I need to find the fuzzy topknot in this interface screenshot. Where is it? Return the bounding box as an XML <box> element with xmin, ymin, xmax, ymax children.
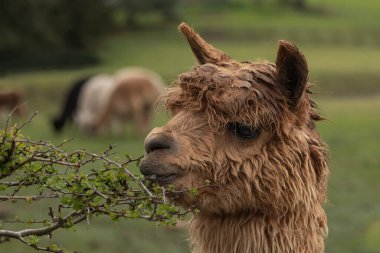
<box><xmin>164</xmin><ymin>59</ymin><xmax>319</xmax><ymax>139</ymax></box>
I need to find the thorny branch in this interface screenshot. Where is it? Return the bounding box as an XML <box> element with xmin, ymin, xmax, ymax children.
<box><xmin>0</xmin><ymin>113</ymin><xmax>204</xmax><ymax>252</ymax></box>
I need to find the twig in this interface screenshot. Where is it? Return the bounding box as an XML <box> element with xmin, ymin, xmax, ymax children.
<box><xmin>0</xmin><ymin>211</ymin><xmax>84</xmax><ymax>239</ymax></box>
<box><xmin>4</xmin><ymin>103</ymin><xmax>28</xmax><ymax>130</ymax></box>
<box><xmin>14</xmin><ymin>111</ymin><xmax>39</xmax><ymax>133</ymax></box>
<box><xmin>0</xmin><ymin>194</ymin><xmax>59</xmax><ymax>201</ymax></box>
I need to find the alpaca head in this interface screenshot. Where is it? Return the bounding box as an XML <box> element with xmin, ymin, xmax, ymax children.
<box><xmin>140</xmin><ymin>23</ymin><xmax>328</xmax><ymax>217</ymax></box>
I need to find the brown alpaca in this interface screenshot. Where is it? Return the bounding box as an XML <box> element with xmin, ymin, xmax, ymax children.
<box><xmin>0</xmin><ymin>90</ymin><xmax>26</xmax><ymax>116</ymax></box>
<box><xmin>139</xmin><ymin>23</ymin><xmax>329</xmax><ymax>253</ymax></box>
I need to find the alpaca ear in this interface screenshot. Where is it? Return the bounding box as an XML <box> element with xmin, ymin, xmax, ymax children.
<box><xmin>275</xmin><ymin>40</ymin><xmax>308</xmax><ymax>108</ymax></box>
<box><xmin>179</xmin><ymin>22</ymin><xmax>231</xmax><ymax>64</ymax></box>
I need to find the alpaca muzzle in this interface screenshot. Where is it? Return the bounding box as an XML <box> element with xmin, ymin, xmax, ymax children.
<box><xmin>140</xmin><ymin>131</ymin><xmax>180</xmax><ymax>184</ymax></box>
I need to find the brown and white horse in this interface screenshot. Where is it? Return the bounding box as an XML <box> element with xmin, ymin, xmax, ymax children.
<box><xmin>89</xmin><ymin>68</ymin><xmax>165</xmax><ymax>135</ymax></box>
<box><xmin>55</xmin><ymin>68</ymin><xmax>165</xmax><ymax>135</ymax></box>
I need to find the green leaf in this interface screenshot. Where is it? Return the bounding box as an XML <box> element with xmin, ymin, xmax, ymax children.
<box><xmin>27</xmin><ymin>235</ymin><xmax>39</xmax><ymax>246</ymax></box>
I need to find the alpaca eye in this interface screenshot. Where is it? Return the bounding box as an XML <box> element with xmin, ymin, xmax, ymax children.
<box><xmin>228</xmin><ymin>123</ymin><xmax>260</xmax><ymax>139</ymax></box>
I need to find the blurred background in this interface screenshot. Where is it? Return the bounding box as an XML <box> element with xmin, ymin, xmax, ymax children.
<box><xmin>1</xmin><ymin>0</ymin><xmax>380</xmax><ymax>252</ymax></box>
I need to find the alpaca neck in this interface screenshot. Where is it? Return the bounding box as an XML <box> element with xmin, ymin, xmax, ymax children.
<box><xmin>189</xmin><ymin>211</ymin><xmax>327</xmax><ymax>253</ymax></box>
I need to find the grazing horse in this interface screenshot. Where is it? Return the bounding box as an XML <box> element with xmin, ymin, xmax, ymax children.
<box><xmin>91</xmin><ymin>68</ymin><xmax>166</xmax><ymax>135</ymax></box>
<box><xmin>52</xmin><ymin>75</ymin><xmax>93</xmax><ymax>132</ymax></box>
<box><xmin>0</xmin><ymin>90</ymin><xmax>26</xmax><ymax>117</ymax></box>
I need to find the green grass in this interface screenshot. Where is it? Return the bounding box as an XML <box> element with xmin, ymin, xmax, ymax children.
<box><xmin>318</xmin><ymin>97</ymin><xmax>380</xmax><ymax>253</ymax></box>
<box><xmin>1</xmin><ymin>1</ymin><xmax>380</xmax><ymax>252</ymax></box>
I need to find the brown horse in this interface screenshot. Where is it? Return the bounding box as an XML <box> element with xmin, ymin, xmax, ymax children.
<box><xmin>88</xmin><ymin>68</ymin><xmax>165</xmax><ymax>135</ymax></box>
<box><xmin>0</xmin><ymin>90</ymin><xmax>26</xmax><ymax>117</ymax></box>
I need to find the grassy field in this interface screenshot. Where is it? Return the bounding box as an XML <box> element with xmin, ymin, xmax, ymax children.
<box><xmin>319</xmin><ymin>97</ymin><xmax>380</xmax><ymax>253</ymax></box>
<box><xmin>1</xmin><ymin>1</ymin><xmax>380</xmax><ymax>252</ymax></box>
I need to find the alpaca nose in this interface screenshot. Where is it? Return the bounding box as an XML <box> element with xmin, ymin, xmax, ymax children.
<box><xmin>144</xmin><ymin>132</ymin><xmax>175</xmax><ymax>154</ymax></box>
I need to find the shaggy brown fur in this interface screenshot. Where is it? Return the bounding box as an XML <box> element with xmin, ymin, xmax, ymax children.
<box><xmin>0</xmin><ymin>90</ymin><xmax>26</xmax><ymax>116</ymax></box>
<box><xmin>139</xmin><ymin>23</ymin><xmax>329</xmax><ymax>253</ymax></box>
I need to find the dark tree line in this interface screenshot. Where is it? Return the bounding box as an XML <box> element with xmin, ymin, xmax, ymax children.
<box><xmin>0</xmin><ymin>0</ymin><xmax>179</xmax><ymax>57</ymax></box>
<box><xmin>0</xmin><ymin>0</ymin><xmax>113</xmax><ymax>54</ymax></box>
<box><xmin>0</xmin><ymin>0</ymin><xmax>311</xmax><ymax>62</ymax></box>
<box><xmin>278</xmin><ymin>0</ymin><xmax>307</xmax><ymax>9</ymax></box>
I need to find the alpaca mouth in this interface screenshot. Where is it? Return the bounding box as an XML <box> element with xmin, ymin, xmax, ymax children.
<box><xmin>144</xmin><ymin>173</ymin><xmax>177</xmax><ymax>183</ymax></box>
<box><xmin>139</xmin><ymin>155</ymin><xmax>181</xmax><ymax>185</ymax></box>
